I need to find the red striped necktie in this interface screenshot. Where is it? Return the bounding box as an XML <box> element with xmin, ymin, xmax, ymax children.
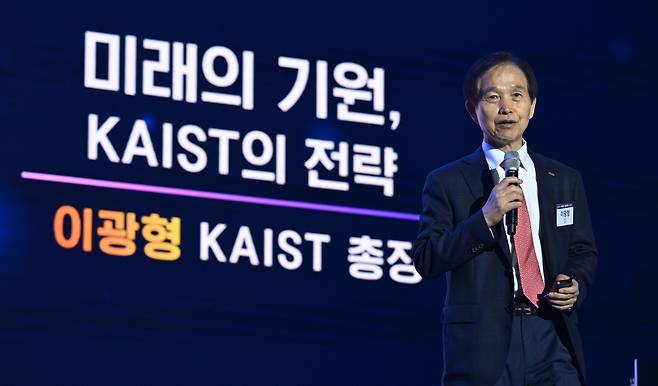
<box><xmin>513</xmin><ymin>193</ymin><xmax>545</xmax><ymax>308</ymax></box>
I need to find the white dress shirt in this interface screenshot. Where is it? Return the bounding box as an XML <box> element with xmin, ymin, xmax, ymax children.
<box><xmin>482</xmin><ymin>139</ymin><xmax>546</xmax><ymax>292</ymax></box>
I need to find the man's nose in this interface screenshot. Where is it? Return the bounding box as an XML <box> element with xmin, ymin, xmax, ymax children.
<box><xmin>499</xmin><ymin>102</ymin><xmax>512</xmax><ymax>114</ymax></box>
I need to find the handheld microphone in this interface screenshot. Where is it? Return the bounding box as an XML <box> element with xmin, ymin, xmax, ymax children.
<box><xmin>502</xmin><ymin>151</ymin><xmax>521</xmax><ymax>235</ymax></box>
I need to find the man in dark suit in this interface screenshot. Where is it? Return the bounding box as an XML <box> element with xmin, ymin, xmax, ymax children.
<box><xmin>412</xmin><ymin>52</ymin><xmax>597</xmax><ymax>385</ymax></box>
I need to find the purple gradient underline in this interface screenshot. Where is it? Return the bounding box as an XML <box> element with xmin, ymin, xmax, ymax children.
<box><xmin>20</xmin><ymin>171</ymin><xmax>420</xmax><ymax>221</ymax></box>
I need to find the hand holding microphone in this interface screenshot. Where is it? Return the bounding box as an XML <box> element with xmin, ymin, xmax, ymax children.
<box><xmin>482</xmin><ymin>151</ymin><xmax>524</xmax><ymax>229</ymax></box>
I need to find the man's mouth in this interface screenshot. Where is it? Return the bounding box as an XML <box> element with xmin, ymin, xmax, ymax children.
<box><xmin>496</xmin><ymin>120</ymin><xmax>516</xmax><ymax>128</ymax></box>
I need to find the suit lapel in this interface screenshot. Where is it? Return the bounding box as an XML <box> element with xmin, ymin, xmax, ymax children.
<box><xmin>460</xmin><ymin>148</ymin><xmax>513</xmax><ymax>267</ymax></box>
<box><xmin>459</xmin><ymin>148</ymin><xmax>488</xmax><ymax>200</ymax></box>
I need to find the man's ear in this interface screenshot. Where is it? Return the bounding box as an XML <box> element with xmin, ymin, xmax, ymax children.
<box><xmin>529</xmin><ymin>98</ymin><xmax>537</xmax><ymax>119</ymax></box>
<box><xmin>465</xmin><ymin>100</ymin><xmax>478</xmax><ymax>124</ymax></box>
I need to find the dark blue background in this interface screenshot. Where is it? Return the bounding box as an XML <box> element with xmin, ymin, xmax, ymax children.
<box><xmin>1</xmin><ymin>1</ymin><xmax>655</xmax><ymax>385</ymax></box>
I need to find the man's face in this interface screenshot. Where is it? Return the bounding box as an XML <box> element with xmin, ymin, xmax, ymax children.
<box><xmin>468</xmin><ymin>62</ymin><xmax>536</xmax><ymax>151</ymax></box>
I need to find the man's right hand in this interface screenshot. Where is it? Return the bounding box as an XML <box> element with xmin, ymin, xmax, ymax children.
<box><xmin>482</xmin><ymin>176</ymin><xmax>524</xmax><ymax>227</ymax></box>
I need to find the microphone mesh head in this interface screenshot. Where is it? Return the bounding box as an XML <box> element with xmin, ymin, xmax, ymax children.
<box><xmin>502</xmin><ymin>151</ymin><xmax>521</xmax><ymax>171</ymax></box>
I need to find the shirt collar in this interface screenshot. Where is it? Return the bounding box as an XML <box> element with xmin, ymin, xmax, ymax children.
<box><xmin>481</xmin><ymin>139</ymin><xmax>530</xmax><ymax>171</ymax></box>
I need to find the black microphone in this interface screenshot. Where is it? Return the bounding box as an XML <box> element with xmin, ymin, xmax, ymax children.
<box><xmin>502</xmin><ymin>151</ymin><xmax>521</xmax><ymax>235</ymax></box>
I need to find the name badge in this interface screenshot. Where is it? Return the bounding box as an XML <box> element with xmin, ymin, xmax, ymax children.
<box><xmin>556</xmin><ymin>203</ymin><xmax>574</xmax><ymax>227</ymax></box>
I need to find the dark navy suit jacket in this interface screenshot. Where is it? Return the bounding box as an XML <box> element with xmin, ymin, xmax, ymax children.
<box><xmin>412</xmin><ymin>148</ymin><xmax>598</xmax><ymax>385</ymax></box>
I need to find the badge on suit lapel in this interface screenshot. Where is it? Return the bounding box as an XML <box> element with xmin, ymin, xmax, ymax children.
<box><xmin>556</xmin><ymin>202</ymin><xmax>574</xmax><ymax>227</ymax></box>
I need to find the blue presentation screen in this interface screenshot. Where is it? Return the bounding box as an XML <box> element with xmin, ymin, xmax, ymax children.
<box><xmin>1</xmin><ymin>2</ymin><xmax>655</xmax><ymax>385</ymax></box>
